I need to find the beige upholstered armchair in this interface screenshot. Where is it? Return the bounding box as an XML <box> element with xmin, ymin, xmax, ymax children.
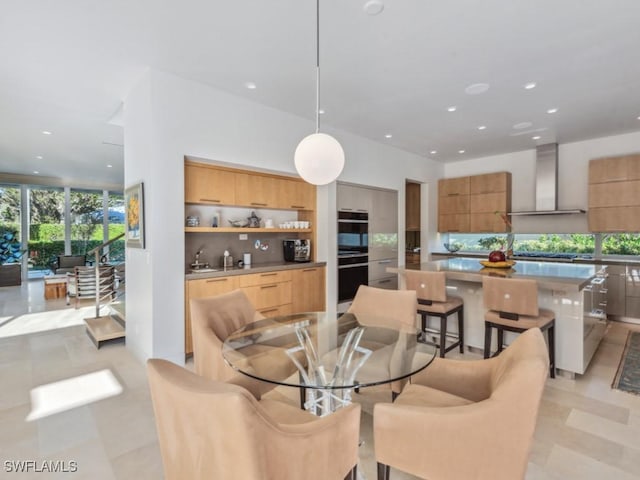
<box><xmin>347</xmin><ymin>285</ymin><xmax>419</xmax><ymax>398</ymax></box>
<box><xmin>147</xmin><ymin>359</ymin><xmax>361</xmax><ymax>480</ymax></box>
<box><xmin>374</xmin><ymin>327</ymin><xmax>549</xmax><ymax>480</ymax></box>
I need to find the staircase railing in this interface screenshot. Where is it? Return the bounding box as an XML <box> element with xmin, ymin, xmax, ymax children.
<box><xmin>87</xmin><ymin>233</ymin><xmax>125</xmax><ymax>319</ymax></box>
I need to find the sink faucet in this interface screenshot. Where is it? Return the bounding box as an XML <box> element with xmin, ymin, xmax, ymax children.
<box><xmin>194</xmin><ymin>249</ymin><xmax>203</xmax><ymax>265</ymax></box>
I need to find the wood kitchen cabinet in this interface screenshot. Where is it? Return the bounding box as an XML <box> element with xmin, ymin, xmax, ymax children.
<box><xmin>405</xmin><ymin>182</ymin><xmax>421</xmax><ymax>231</ymax></box>
<box><xmin>185</xmin><ymin>162</ymin><xmax>237</xmax><ymax>205</ymax></box>
<box><xmin>588</xmin><ymin>154</ymin><xmax>640</xmax><ymax>232</ymax></box>
<box><xmin>235</xmin><ymin>173</ymin><xmax>280</xmax><ymax>208</ymax></box>
<box><xmin>291</xmin><ymin>266</ymin><xmax>326</xmax><ymax>312</ymax></box>
<box><xmin>238</xmin><ymin>271</ymin><xmax>293</xmax><ymax>314</ymax></box>
<box><xmin>280</xmin><ymin>178</ymin><xmax>316</xmax><ymax>210</ymax></box>
<box><xmin>184</xmin><ymin>276</ymin><xmax>239</xmax><ymax>354</ymax></box>
<box><xmin>438</xmin><ymin>172</ymin><xmax>511</xmax><ymax>233</ymax></box>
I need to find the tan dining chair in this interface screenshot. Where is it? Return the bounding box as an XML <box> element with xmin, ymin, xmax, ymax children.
<box><xmin>374</xmin><ymin>327</ymin><xmax>549</xmax><ymax>480</ymax></box>
<box><xmin>403</xmin><ymin>270</ymin><xmax>464</xmax><ymax>358</ymax></box>
<box><xmin>347</xmin><ymin>285</ymin><xmax>418</xmax><ymax>399</ymax></box>
<box><xmin>147</xmin><ymin>359</ymin><xmax>361</xmax><ymax>480</ymax></box>
<box><xmin>483</xmin><ymin>276</ymin><xmax>556</xmax><ymax>378</ymax></box>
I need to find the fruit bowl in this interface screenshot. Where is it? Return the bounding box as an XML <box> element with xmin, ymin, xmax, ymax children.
<box><xmin>228</xmin><ymin>219</ymin><xmax>249</xmax><ymax>228</ymax></box>
<box><xmin>443</xmin><ymin>242</ymin><xmax>461</xmax><ymax>253</ymax></box>
<box><xmin>479</xmin><ymin>260</ymin><xmax>516</xmax><ymax>269</ymax></box>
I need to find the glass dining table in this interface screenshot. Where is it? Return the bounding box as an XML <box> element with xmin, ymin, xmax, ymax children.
<box><xmin>222</xmin><ymin>311</ymin><xmax>437</xmax><ymax>416</ymax></box>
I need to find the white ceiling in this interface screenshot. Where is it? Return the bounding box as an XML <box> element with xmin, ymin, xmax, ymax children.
<box><xmin>1</xmin><ymin>0</ymin><xmax>640</xmax><ymax>187</ymax></box>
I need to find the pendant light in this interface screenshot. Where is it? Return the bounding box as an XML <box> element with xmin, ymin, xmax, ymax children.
<box><xmin>294</xmin><ymin>0</ymin><xmax>345</xmax><ymax>186</ymax></box>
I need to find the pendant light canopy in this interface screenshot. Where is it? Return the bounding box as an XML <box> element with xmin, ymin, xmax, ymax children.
<box><xmin>294</xmin><ymin>0</ymin><xmax>345</xmax><ymax>186</ymax></box>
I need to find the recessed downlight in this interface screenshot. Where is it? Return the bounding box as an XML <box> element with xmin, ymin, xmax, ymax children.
<box><xmin>524</xmin><ymin>82</ymin><xmax>537</xmax><ymax>90</ymax></box>
<box><xmin>363</xmin><ymin>0</ymin><xmax>384</xmax><ymax>15</ymax></box>
<box><xmin>447</xmin><ymin>106</ymin><xmax>457</xmax><ymax>112</ymax></box>
<box><xmin>33</xmin><ymin>170</ymin><xmax>39</xmax><ymax>174</ymax></box>
<box><xmin>384</xmin><ymin>134</ymin><xmax>393</xmax><ymax>139</ymax></box>
<box><xmin>36</xmin><ymin>155</ymin><xmax>43</xmax><ymax>159</ymax></box>
<box><xmin>513</xmin><ymin>121</ymin><xmax>533</xmax><ymax>129</ymax></box>
<box><xmin>464</xmin><ymin>83</ymin><xmax>490</xmax><ymax>95</ymax></box>
<box><xmin>477</xmin><ymin>125</ymin><xmax>487</xmax><ymax>131</ymax></box>
<box><xmin>458</xmin><ymin>149</ymin><xmax>465</xmax><ymax>154</ymax></box>
<box><xmin>637</xmin><ymin>116</ymin><xmax>640</xmax><ymax>120</ymax></box>
<box><xmin>42</xmin><ymin>130</ymin><xmax>52</xmax><ymax>135</ymax></box>
<box><xmin>430</xmin><ymin>150</ymin><xmax>437</xmax><ymax>155</ymax></box>
<box><xmin>547</xmin><ymin>108</ymin><xmax>558</xmax><ymax>114</ymax></box>
<box><xmin>244</xmin><ymin>82</ymin><xmax>257</xmax><ymax>90</ymax></box>
<box><xmin>318</xmin><ymin>109</ymin><xmax>325</xmax><ymax>114</ymax></box>
<box><xmin>532</xmin><ymin>135</ymin><xmax>541</xmax><ymax>140</ymax></box>
<box><xmin>107</xmin><ymin>164</ymin><xmax>113</xmax><ymax>168</ymax></box>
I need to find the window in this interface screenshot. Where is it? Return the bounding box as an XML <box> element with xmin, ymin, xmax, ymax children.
<box><xmin>446</xmin><ymin>233</ymin><xmax>595</xmax><ymax>255</ymax></box>
<box><xmin>602</xmin><ymin>233</ymin><xmax>640</xmax><ymax>256</ymax></box>
<box><xmin>70</xmin><ymin>189</ymin><xmax>104</xmax><ymax>257</ymax></box>
<box><xmin>0</xmin><ymin>184</ymin><xmax>20</xmax><ymax>239</ymax></box>
<box><xmin>28</xmin><ymin>187</ymin><xmax>65</xmax><ymax>274</ymax></box>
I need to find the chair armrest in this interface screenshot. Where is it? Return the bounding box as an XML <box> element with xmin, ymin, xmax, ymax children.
<box><xmin>410</xmin><ymin>356</ymin><xmax>496</xmax><ymax>402</ymax></box>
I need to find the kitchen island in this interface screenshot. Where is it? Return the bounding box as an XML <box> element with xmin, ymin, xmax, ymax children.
<box><xmin>388</xmin><ymin>258</ymin><xmax>607</xmax><ymax>377</ymax></box>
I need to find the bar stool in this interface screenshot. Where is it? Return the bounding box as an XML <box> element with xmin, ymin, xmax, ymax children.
<box><xmin>482</xmin><ymin>276</ymin><xmax>555</xmax><ymax>378</ymax></box>
<box><xmin>404</xmin><ymin>270</ymin><xmax>464</xmax><ymax>358</ymax></box>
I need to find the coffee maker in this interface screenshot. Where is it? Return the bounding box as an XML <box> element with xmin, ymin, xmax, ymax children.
<box><xmin>283</xmin><ymin>239</ymin><xmax>311</xmax><ymax>262</ymax></box>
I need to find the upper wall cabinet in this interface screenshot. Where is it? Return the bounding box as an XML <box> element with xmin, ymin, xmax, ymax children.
<box><xmin>588</xmin><ymin>154</ymin><xmax>640</xmax><ymax>232</ymax></box>
<box><xmin>235</xmin><ymin>173</ymin><xmax>280</xmax><ymax>208</ymax></box>
<box><xmin>337</xmin><ymin>183</ymin><xmax>372</xmax><ymax>212</ymax></box>
<box><xmin>438</xmin><ymin>172</ymin><xmax>511</xmax><ymax>233</ymax></box>
<box><xmin>185</xmin><ymin>163</ymin><xmax>237</xmax><ymax>205</ymax></box>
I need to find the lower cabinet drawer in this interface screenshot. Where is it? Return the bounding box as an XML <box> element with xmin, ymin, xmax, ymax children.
<box><xmin>243</xmin><ymin>281</ymin><xmax>292</xmax><ymax>309</ymax></box>
<box><xmin>369</xmin><ymin>276</ymin><xmax>398</xmax><ymax>290</ymax></box>
<box><xmin>258</xmin><ymin>304</ymin><xmax>293</xmax><ymax>317</ymax></box>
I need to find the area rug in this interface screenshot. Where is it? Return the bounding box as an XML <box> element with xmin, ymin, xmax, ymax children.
<box><xmin>612</xmin><ymin>331</ymin><xmax>640</xmax><ymax>395</ymax></box>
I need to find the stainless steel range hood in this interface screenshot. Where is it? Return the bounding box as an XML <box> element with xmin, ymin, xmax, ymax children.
<box><xmin>509</xmin><ymin>143</ymin><xmax>586</xmax><ymax>216</ymax></box>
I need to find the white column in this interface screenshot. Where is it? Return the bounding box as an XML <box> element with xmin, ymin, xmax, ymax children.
<box><xmin>64</xmin><ymin>187</ymin><xmax>71</xmax><ymax>255</ymax></box>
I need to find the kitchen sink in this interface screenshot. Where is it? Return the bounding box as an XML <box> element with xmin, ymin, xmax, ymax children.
<box><xmin>190</xmin><ymin>268</ymin><xmax>219</xmax><ymax>273</ymax></box>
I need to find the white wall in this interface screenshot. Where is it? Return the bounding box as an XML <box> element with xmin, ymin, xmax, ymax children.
<box><xmin>443</xmin><ymin>131</ymin><xmax>640</xmax><ymax>233</ymax></box>
<box><xmin>123</xmin><ymin>69</ymin><xmax>443</xmax><ymax>362</ymax></box>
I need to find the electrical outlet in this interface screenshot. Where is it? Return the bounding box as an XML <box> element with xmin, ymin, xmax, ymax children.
<box><xmin>239</xmin><ymin>234</ymin><xmax>248</xmax><ymax>240</ymax></box>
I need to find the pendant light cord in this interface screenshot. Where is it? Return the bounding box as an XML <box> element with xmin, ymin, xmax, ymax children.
<box><xmin>315</xmin><ymin>0</ymin><xmax>320</xmax><ymax>134</ymax></box>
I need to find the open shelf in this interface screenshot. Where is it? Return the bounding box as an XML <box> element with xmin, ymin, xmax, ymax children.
<box><xmin>184</xmin><ymin>227</ymin><xmax>312</xmax><ymax>233</ymax></box>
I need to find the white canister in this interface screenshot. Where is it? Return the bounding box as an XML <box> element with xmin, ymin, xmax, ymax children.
<box><xmin>243</xmin><ymin>253</ymin><xmax>252</xmax><ymax>266</ymax></box>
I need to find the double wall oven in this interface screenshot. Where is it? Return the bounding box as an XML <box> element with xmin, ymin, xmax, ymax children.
<box><xmin>338</xmin><ymin>210</ymin><xmax>369</xmax><ymax>301</ymax></box>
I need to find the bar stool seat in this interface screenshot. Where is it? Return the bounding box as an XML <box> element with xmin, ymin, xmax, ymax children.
<box><xmin>405</xmin><ymin>270</ymin><xmax>464</xmax><ymax>358</ymax></box>
<box><xmin>482</xmin><ymin>276</ymin><xmax>555</xmax><ymax>378</ymax></box>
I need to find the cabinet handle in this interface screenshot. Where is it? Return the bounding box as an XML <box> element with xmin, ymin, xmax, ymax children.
<box><xmin>291</xmin><ymin>205</ymin><xmax>305</xmax><ymax>209</ymax></box>
<box><xmin>378</xmin><ymin>279</ymin><xmax>391</xmax><ymax>284</ymax></box>
<box><xmin>206</xmin><ymin>278</ymin><xmax>227</xmax><ymax>283</ymax></box>
<box><xmin>447</xmin><ymin>193</ymin><xmax>460</xmax><ymax>196</ymax></box>
<box><xmin>378</xmin><ymin>260</ymin><xmax>392</xmax><ymax>264</ymax></box>
<box><xmin>356</xmin><ymin>209</ymin><xmax>368</xmax><ymax>212</ymax></box>
<box><xmin>251</xmin><ymin>202</ymin><xmax>268</xmax><ymax>206</ymax></box>
<box><xmin>261</xmin><ymin>284</ymin><xmax>277</xmax><ymax>289</ymax></box>
<box><xmin>302</xmin><ymin>268</ymin><xmax>317</xmax><ymax>272</ymax></box>
<box><xmin>341</xmin><ymin>208</ymin><xmax>353</xmax><ymax>211</ymax></box>
<box><xmin>200</xmin><ymin>198</ymin><xmax>220</xmax><ymax>203</ymax></box>
<box><xmin>261</xmin><ymin>308</ymin><xmax>278</xmax><ymax>314</ymax></box>
<box><xmin>261</xmin><ymin>273</ymin><xmax>278</xmax><ymax>277</ymax></box>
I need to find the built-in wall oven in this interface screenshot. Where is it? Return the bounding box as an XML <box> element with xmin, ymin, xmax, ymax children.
<box><xmin>338</xmin><ymin>210</ymin><xmax>369</xmax><ymax>301</ymax></box>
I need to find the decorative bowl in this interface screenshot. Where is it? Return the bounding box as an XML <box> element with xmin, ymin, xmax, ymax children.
<box><xmin>443</xmin><ymin>242</ymin><xmax>461</xmax><ymax>253</ymax></box>
<box><xmin>228</xmin><ymin>219</ymin><xmax>249</xmax><ymax>228</ymax></box>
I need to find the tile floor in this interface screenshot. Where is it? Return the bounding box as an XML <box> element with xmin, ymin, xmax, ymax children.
<box><xmin>1</xmin><ymin>280</ymin><xmax>640</xmax><ymax>479</ymax></box>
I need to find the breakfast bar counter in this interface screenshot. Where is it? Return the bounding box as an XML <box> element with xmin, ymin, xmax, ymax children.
<box><xmin>388</xmin><ymin>258</ymin><xmax>607</xmax><ymax>377</ymax></box>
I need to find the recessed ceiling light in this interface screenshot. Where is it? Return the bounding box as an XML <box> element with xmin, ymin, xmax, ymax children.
<box><xmin>42</xmin><ymin>130</ymin><xmax>52</xmax><ymax>135</ymax></box>
<box><xmin>532</xmin><ymin>136</ymin><xmax>541</xmax><ymax>140</ymax></box>
<box><xmin>244</xmin><ymin>82</ymin><xmax>257</xmax><ymax>90</ymax></box>
<box><xmin>384</xmin><ymin>134</ymin><xmax>393</xmax><ymax>138</ymax></box>
<box><xmin>464</xmin><ymin>83</ymin><xmax>490</xmax><ymax>95</ymax></box>
<box><xmin>637</xmin><ymin>116</ymin><xmax>640</xmax><ymax>120</ymax></box>
<box><xmin>477</xmin><ymin>125</ymin><xmax>487</xmax><ymax>130</ymax></box>
<box><xmin>33</xmin><ymin>170</ymin><xmax>39</xmax><ymax>174</ymax></box>
<box><xmin>513</xmin><ymin>122</ymin><xmax>533</xmax><ymax>129</ymax></box>
<box><xmin>524</xmin><ymin>82</ymin><xmax>537</xmax><ymax>90</ymax></box>
<box><xmin>430</xmin><ymin>150</ymin><xmax>437</xmax><ymax>155</ymax></box>
<box><xmin>107</xmin><ymin>164</ymin><xmax>113</xmax><ymax>168</ymax></box>
<box><xmin>36</xmin><ymin>155</ymin><xmax>43</xmax><ymax>159</ymax></box>
<box><xmin>363</xmin><ymin>0</ymin><xmax>384</xmax><ymax>15</ymax></box>
<box><xmin>547</xmin><ymin>108</ymin><xmax>558</xmax><ymax>114</ymax></box>
<box><xmin>447</xmin><ymin>106</ymin><xmax>457</xmax><ymax>112</ymax></box>
<box><xmin>318</xmin><ymin>109</ymin><xmax>325</xmax><ymax>114</ymax></box>
<box><xmin>458</xmin><ymin>149</ymin><xmax>465</xmax><ymax>154</ymax></box>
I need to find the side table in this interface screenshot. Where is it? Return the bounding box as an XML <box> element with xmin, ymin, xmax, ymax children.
<box><xmin>44</xmin><ymin>274</ymin><xmax>68</xmax><ymax>300</ymax></box>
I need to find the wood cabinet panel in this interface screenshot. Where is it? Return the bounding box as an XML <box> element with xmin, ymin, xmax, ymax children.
<box><xmin>235</xmin><ymin>173</ymin><xmax>280</xmax><ymax>208</ymax></box>
<box><xmin>258</xmin><ymin>304</ymin><xmax>293</xmax><ymax>318</ymax></box>
<box><xmin>438</xmin><ymin>177</ymin><xmax>470</xmax><ymax>197</ymax></box>
<box><xmin>185</xmin><ymin>276</ymin><xmax>239</xmax><ymax>354</ymax></box>
<box><xmin>243</xmin><ymin>281</ymin><xmax>292</xmax><ymax>310</ymax></box>
<box><xmin>469</xmin><ymin>192</ymin><xmax>508</xmax><ymax>213</ymax></box>
<box><xmin>589</xmin><ymin>181</ymin><xmax>640</xmax><ymax>208</ymax></box>
<box><xmin>588</xmin><ymin>206</ymin><xmax>640</xmax><ymax>232</ymax></box>
<box><xmin>291</xmin><ymin>267</ymin><xmax>326</xmax><ymax>312</ymax></box>
<box><xmin>185</xmin><ymin>164</ymin><xmax>236</xmax><ymax>205</ymax></box>
<box><xmin>470</xmin><ymin>172</ymin><xmax>509</xmax><ymax>194</ymax></box>
<box><xmin>626</xmin><ymin>155</ymin><xmax>640</xmax><ymax>180</ymax></box>
<box><xmin>470</xmin><ymin>213</ymin><xmax>509</xmax><ymax>233</ymax></box>
<box><xmin>280</xmin><ymin>179</ymin><xmax>315</xmax><ymax>210</ymax></box>
<box><xmin>438</xmin><ymin>195</ymin><xmax>469</xmax><ymax>215</ymax></box>
<box><xmin>438</xmin><ymin>214</ymin><xmax>469</xmax><ymax>233</ymax></box>
<box><xmin>588</xmin><ymin>155</ymin><xmax>640</xmax><ymax>184</ymax></box>
<box><xmin>238</xmin><ymin>270</ymin><xmax>292</xmax><ymax>287</ymax></box>
<box><xmin>406</xmin><ymin>182</ymin><xmax>421</xmax><ymax>231</ymax></box>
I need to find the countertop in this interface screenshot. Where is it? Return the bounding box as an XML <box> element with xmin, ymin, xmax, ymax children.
<box><xmin>389</xmin><ymin>257</ymin><xmax>603</xmax><ymax>291</ymax></box>
<box><xmin>431</xmin><ymin>251</ymin><xmax>640</xmax><ymax>266</ymax></box>
<box><xmin>185</xmin><ymin>261</ymin><xmax>326</xmax><ymax>280</ymax></box>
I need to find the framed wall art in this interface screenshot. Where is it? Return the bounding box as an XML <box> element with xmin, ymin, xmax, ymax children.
<box><xmin>125</xmin><ymin>182</ymin><xmax>145</xmax><ymax>248</ymax></box>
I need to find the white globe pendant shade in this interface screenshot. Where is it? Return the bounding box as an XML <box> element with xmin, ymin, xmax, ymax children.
<box><xmin>294</xmin><ymin>132</ymin><xmax>345</xmax><ymax>185</ymax></box>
